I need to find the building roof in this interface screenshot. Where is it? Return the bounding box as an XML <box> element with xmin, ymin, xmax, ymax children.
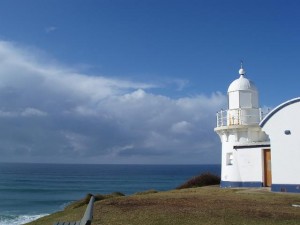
<box><xmin>227</xmin><ymin>66</ymin><xmax>257</xmax><ymax>93</ymax></box>
<box><xmin>260</xmin><ymin>97</ymin><xmax>300</xmax><ymax>127</ymax></box>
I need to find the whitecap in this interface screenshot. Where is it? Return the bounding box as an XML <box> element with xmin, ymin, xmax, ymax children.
<box><xmin>0</xmin><ymin>214</ymin><xmax>49</xmax><ymax>225</ymax></box>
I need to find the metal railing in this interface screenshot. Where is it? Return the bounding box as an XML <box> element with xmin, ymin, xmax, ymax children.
<box><xmin>216</xmin><ymin>108</ymin><xmax>267</xmax><ymax>127</ymax></box>
<box><xmin>53</xmin><ymin>195</ymin><xmax>95</xmax><ymax>225</ymax></box>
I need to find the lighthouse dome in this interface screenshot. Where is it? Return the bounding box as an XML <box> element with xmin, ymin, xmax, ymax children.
<box><xmin>227</xmin><ymin>65</ymin><xmax>259</xmax><ymax>109</ymax></box>
<box><xmin>228</xmin><ymin>68</ymin><xmax>257</xmax><ymax>93</ymax></box>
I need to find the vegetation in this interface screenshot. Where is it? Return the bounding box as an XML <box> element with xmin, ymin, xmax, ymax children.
<box><xmin>134</xmin><ymin>189</ymin><xmax>158</xmax><ymax>195</ymax></box>
<box><xmin>26</xmin><ymin>186</ymin><xmax>300</xmax><ymax>225</ymax></box>
<box><xmin>176</xmin><ymin>172</ymin><xmax>220</xmax><ymax>189</ymax></box>
<box><xmin>66</xmin><ymin>192</ymin><xmax>125</xmax><ymax>209</ymax></box>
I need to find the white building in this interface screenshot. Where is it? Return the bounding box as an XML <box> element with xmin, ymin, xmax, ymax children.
<box><xmin>214</xmin><ymin>65</ymin><xmax>270</xmax><ymax>188</ymax></box>
<box><xmin>260</xmin><ymin>98</ymin><xmax>300</xmax><ymax>193</ymax></box>
<box><xmin>214</xmin><ymin>64</ymin><xmax>300</xmax><ymax>193</ymax></box>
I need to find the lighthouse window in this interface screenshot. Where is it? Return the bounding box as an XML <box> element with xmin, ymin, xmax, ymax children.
<box><xmin>226</xmin><ymin>153</ymin><xmax>234</xmax><ymax>165</ymax></box>
<box><xmin>240</xmin><ymin>92</ymin><xmax>251</xmax><ymax>108</ymax></box>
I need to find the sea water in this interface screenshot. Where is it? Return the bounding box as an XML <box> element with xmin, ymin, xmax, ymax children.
<box><xmin>0</xmin><ymin>163</ymin><xmax>221</xmax><ymax>224</ymax></box>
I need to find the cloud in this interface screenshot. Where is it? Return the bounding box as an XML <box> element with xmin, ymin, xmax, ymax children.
<box><xmin>171</xmin><ymin>121</ymin><xmax>193</xmax><ymax>134</ymax></box>
<box><xmin>0</xmin><ymin>108</ymin><xmax>47</xmax><ymax>117</ymax></box>
<box><xmin>45</xmin><ymin>26</ymin><xmax>57</xmax><ymax>33</ymax></box>
<box><xmin>0</xmin><ymin>40</ymin><xmax>227</xmax><ymax>164</ymax></box>
<box><xmin>21</xmin><ymin>108</ymin><xmax>48</xmax><ymax>117</ymax></box>
<box><xmin>173</xmin><ymin>79</ymin><xmax>189</xmax><ymax>91</ymax></box>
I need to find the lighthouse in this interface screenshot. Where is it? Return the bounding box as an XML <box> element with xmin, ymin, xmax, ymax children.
<box><xmin>214</xmin><ymin>64</ymin><xmax>270</xmax><ymax>188</ymax></box>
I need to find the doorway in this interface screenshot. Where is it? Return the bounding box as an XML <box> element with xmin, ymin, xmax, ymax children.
<box><xmin>263</xmin><ymin>149</ymin><xmax>272</xmax><ymax>187</ymax></box>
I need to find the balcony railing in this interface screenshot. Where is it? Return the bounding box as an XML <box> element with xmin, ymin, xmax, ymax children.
<box><xmin>216</xmin><ymin>108</ymin><xmax>267</xmax><ymax>127</ymax></box>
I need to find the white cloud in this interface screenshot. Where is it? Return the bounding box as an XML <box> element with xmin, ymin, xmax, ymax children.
<box><xmin>171</xmin><ymin>121</ymin><xmax>193</xmax><ymax>134</ymax></box>
<box><xmin>0</xmin><ymin>40</ymin><xmax>227</xmax><ymax>164</ymax></box>
<box><xmin>45</xmin><ymin>26</ymin><xmax>57</xmax><ymax>33</ymax></box>
<box><xmin>62</xmin><ymin>131</ymin><xmax>89</xmax><ymax>153</ymax></box>
<box><xmin>0</xmin><ymin>108</ymin><xmax>47</xmax><ymax>117</ymax></box>
<box><xmin>21</xmin><ymin>108</ymin><xmax>48</xmax><ymax>117</ymax></box>
<box><xmin>173</xmin><ymin>79</ymin><xmax>189</xmax><ymax>91</ymax></box>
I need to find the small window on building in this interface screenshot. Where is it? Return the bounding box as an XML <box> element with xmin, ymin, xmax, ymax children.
<box><xmin>226</xmin><ymin>153</ymin><xmax>234</xmax><ymax>165</ymax></box>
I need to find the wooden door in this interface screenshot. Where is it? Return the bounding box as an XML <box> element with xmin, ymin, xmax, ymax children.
<box><xmin>264</xmin><ymin>149</ymin><xmax>272</xmax><ymax>187</ymax></box>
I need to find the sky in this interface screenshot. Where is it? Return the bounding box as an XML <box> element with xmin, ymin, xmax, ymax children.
<box><xmin>0</xmin><ymin>0</ymin><xmax>299</xmax><ymax>164</ymax></box>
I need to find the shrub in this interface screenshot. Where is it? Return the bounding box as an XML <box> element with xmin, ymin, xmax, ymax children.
<box><xmin>67</xmin><ymin>192</ymin><xmax>125</xmax><ymax>209</ymax></box>
<box><xmin>101</xmin><ymin>192</ymin><xmax>125</xmax><ymax>199</ymax></box>
<box><xmin>134</xmin><ymin>189</ymin><xmax>158</xmax><ymax>195</ymax></box>
<box><xmin>176</xmin><ymin>172</ymin><xmax>220</xmax><ymax>189</ymax></box>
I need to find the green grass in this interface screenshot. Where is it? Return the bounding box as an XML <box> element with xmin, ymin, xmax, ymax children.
<box><xmin>25</xmin><ymin>186</ymin><xmax>300</xmax><ymax>225</ymax></box>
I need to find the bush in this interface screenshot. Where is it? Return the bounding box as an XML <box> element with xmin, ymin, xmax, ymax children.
<box><xmin>67</xmin><ymin>192</ymin><xmax>125</xmax><ymax>209</ymax></box>
<box><xmin>99</xmin><ymin>192</ymin><xmax>125</xmax><ymax>200</ymax></box>
<box><xmin>67</xmin><ymin>193</ymin><xmax>93</xmax><ymax>209</ymax></box>
<box><xmin>134</xmin><ymin>189</ymin><xmax>158</xmax><ymax>195</ymax></box>
<box><xmin>176</xmin><ymin>172</ymin><xmax>220</xmax><ymax>189</ymax></box>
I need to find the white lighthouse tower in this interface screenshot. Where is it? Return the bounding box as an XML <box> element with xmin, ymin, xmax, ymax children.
<box><xmin>215</xmin><ymin>64</ymin><xmax>270</xmax><ymax>188</ymax></box>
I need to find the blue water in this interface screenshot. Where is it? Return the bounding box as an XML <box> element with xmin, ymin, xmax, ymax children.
<box><xmin>0</xmin><ymin>163</ymin><xmax>221</xmax><ymax>224</ymax></box>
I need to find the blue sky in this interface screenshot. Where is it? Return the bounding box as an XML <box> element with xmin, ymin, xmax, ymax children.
<box><xmin>0</xmin><ymin>0</ymin><xmax>299</xmax><ymax>164</ymax></box>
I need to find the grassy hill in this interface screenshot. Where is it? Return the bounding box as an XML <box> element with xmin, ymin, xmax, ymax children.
<box><xmin>26</xmin><ymin>186</ymin><xmax>300</xmax><ymax>225</ymax></box>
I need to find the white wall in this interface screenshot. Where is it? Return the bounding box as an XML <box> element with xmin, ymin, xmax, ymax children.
<box><xmin>236</xmin><ymin>148</ymin><xmax>263</xmax><ymax>182</ymax></box>
<box><xmin>221</xmin><ymin>139</ymin><xmax>264</xmax><ymax>183</ymax></box>
<box><xmin>262</xmin><ymin>102</ymin><xmax>300</xmax><ymax>184</ymax></box>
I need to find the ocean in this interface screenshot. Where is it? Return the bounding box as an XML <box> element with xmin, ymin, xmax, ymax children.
<box><xmin>0</xmin><ymin>163</ymin><xmax>221</xmax><ymax>225</ymax></box>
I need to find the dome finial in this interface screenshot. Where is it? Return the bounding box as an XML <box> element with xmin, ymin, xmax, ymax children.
<box><xmin>239</xmin><ymin>60</ymin><xmax>246</xmax><ymax>76</ymax></box>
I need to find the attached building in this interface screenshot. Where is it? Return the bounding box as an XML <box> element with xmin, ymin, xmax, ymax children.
<box><xmin>260</xmin><ymin>98</ymin><xmax>300</xmax><ymax>193</ymax></box>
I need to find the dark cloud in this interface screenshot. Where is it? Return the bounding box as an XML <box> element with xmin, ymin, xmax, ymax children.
<box><xmin>0</xmin><ymin>41</ymin><xmax>226</xmax><ymax>164</ymax></box>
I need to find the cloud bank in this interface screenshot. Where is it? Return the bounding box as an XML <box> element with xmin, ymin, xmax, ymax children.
<box><xmin>0</xmin><ymin>41</ymin><xmax>226</xmax><ymax>164</ymax></box>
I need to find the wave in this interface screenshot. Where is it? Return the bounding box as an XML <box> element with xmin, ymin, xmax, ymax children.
<box><xmin>0</xmin><ymin>213</ymin><xmax>48</xmax><ymax>225</ymax></box>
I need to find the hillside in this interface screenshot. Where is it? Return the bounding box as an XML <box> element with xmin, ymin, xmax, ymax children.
<box><xmin>26</xmin><ymin>186</ymin><xmax>300</xmax><ymax>225</ymax></box>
